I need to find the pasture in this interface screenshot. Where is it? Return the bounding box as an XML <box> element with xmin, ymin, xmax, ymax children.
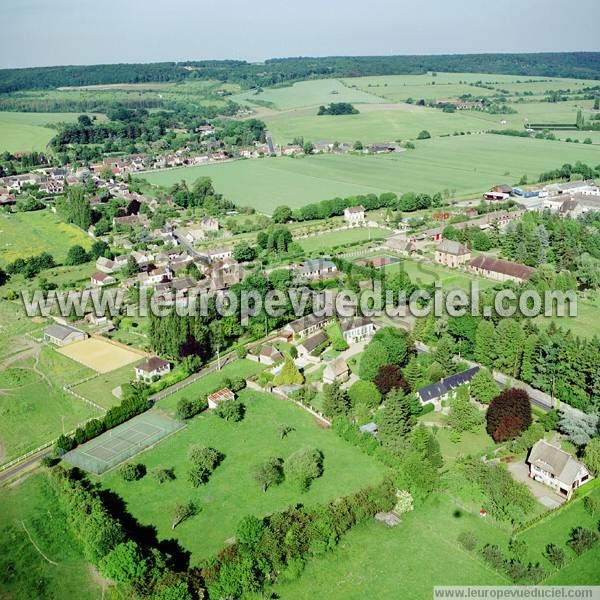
<box><xmin>0</xmin><ymin>346</ymin><xmax>100</xmax><ymax>463</ymax></box>
<box><xmin>144</xmin><ymin>134</ymin><xmax>600</xmax><ymax>213</ymax></box>
<box><xmin>0</xmin><ymin>209</ymin><xmax>92</xmax><ymax>266</ymax></box>
<box><xmin>299</xmin><ymin>227</ymin><xmax>387</xmax><ymax>253</ymax></box>
<box><xmin>101</xmin><ymin>389</ymin><xmax>387</xmax><ymax>560</ymax></box>
<box><xmin>57</xmin><ymin>337</ymin><xmax>145</xmax><ymax>374</ymax></box>
<box><xmin>71</xmin><ymin>363</ymin><xmax>139</xmax><ymax>410</ymax></box>
<box><xmin>232</xmin><ymin>78</ymin><xmax>384</xmax><ymax>110</ymax></box>
<box><xmin>0</xmin><ymin>473</ymin><xmax>102</xmax><ymax>599</ymax></box>
<box><xmin>0</xmin><ymin>112</ymin><xmax>83</xmax><ymax>153</ymax></box>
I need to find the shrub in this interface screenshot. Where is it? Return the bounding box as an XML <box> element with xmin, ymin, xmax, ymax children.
<box><xmin>215</xmin><ymin>399</ymin><xmax>245</xmax><ymax>422</ymax></box>
<box><xmin>544</xmin><ymin>543</ymin><xmax>566</xmax><ymax>568</ymax></box>
<box><xmin>568</xmin><ymin>527</ymin><xmax>597</xmax><ymax>555</ymax></box>
<box><xmin>457</xmin><ymin>531</ymin><xmax>477</xmax><ymax>552</ymax></box>
<box><xmin>348</xmin><ymin>380</ymin><xmax>381</xmax><ymax>409</ymax></box>
<box><xmin>119</xmin><ymin>463</ymin><xmax>146</xmax><ymax>481</ymax></box>
<box><xmin>583</xmin><ymin>495</ymin><xmax>599</xmax><ymax>516</ymax></box>
<box><xmin>417</xmin><ymin>130</ymin><xmax>431</xmax><ymax>139</ymax></box>
<box><xmin>150</xmin><ymin>467</ymin><xmax>175</xmax><ymax>483</ymax></box>
<box><xmin>176</xmin><ymin>395</ymin><xmax>207</xmax><ymax>420</ymax></box>
<box><xmin>285</xmin><ymin>447</ymin><xmax>324</xmax><ymax>492</ymax></box>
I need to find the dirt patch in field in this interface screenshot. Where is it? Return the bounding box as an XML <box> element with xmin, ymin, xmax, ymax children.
<box><xmin>57</xmin><ymin>337</ymin><xmax>143</xmax><ymax>373</ymax></box>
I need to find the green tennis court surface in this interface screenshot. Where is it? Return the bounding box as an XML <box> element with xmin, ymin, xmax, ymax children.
<box><xmin>63</xmin><ymin>412</ymin><xmax>184</xmax><ymax>474</ymax></box>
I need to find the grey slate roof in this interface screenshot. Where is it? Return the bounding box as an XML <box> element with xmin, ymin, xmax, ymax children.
<box><xmin>417</xmin><ymin>366</ymin><xmax>481</xmax><ymax>403</ymax></box>
<box><xmin>300</xmin><ymin>330</ymin><xmax>328</xmax><ymax>352</ymax></box>
<box><xmin>436</xmin><ymin>239</ymin><xmax>470</xmax><ymax>256</ymax></box>
<box><xmin>44</xmin><ymin>323</ymin><xmax>83</xmax><ymax>341</ymax></box>
<box><xmin>528</xmin><ymin>440</ymin><xmax>587</xmax><ymax>486</ymax></box>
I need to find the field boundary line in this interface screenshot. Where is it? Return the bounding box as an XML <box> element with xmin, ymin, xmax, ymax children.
<box><xmin>62</xmin><ymin>384</ymin><xmax>107</xmax><ymax>413</ymax></box>
<box><xmin>21</xmin><ymin>520</ymin><xmax>58</xmax><ymax>565</ymax></box>
<box><xmin>90</xmin><ymin>333</ymin><xmax>149</xmax><ymax>357</ymax></box>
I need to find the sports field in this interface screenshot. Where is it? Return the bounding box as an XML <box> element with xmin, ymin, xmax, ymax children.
<box><xmin>0</xmin><ymin>209</ymin><xmax>93</xmax><ymax>266</ymax></box>
<box><xmin>102</xmin><ymin>389</ymin><xmax>387</xmax><ymax>560</ymax></box>
<box><xmin>143</xmin><ymin>134</ymin><xmax>600</xmax><ymax>212</ymax></box>
<box><xmin>63</xmin><ymin>411</ymin><xmax>183</xmax><ymax>474</ymax></box>
<box><xmin>57</xmin><ymin>337</ymin><xmax>145</xmax><ymax>373</ymax></box>
<box><xmin>0</xmin><ymin>112</ymin><xmax>83</xmax><ymax>153</ymax></box>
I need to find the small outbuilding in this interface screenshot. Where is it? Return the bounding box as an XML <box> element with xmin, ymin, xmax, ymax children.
<box><xmin>207</xmin><ymin>388</ymin><xmax>235</xmax><ymax>409</ymax></box>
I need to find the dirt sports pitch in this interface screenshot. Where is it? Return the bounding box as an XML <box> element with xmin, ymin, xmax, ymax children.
<box><xmin>57</xmin><ymin>337</ymin><xmax>145</xmax><ymax>373</ymax></box>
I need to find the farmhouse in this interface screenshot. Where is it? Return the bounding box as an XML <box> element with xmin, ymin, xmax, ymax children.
<box><xmin>285</xmin><ymin>314</ymin><xmax>333</xmax><ymax>340</ymax></box>
<box><xmin>207</xmin><ymin>246</ymin><xmax>233</xmax><ymax>262</ymax></box>
<box><xmin>340</xmin><ymin>316</ymin><xmax>375</xmax><ymax>344</ymax></box>
<box><xmin>469</xmin><ymin>255</ymin><xmax>535</xmax><ymax>283</ymax></box>
<box><xmin>344</xmin><ymin>205</ymin><xmax>366</xmax><ymax>226</ymax></box>
<box><xmin>207</xmin><ymin>388</ymin><xmax>235</xmax><ymax>409</ymax></box>
<box><xmin>323</xmin><ymin>357</ymin><xmax>350</xmax><ymax>384</ymax></box>
<box><xmin>297</xmin><ymin>259</ymin><xmax>337</xmax><ymax>279</ymax></box>
<box><xmin>527</xmin><ymin>440</ymin><xmax>591</xmax><ymax>500</ymax></box>
<box><xmin>434</xmin><ymin>240</ymin><xmax>471</xmax><ymax>268</ymax></box>
<box><xmin>297</xmin><ymin>330</ymin><xmax>329</xmax><ymax>358</ymax></box>
<box><xmin>135</xmin><ymin>356</ymin><xmax>171</xmax><ymax>382</ymax></box>
<box><xmin>44</xmin><ymin>323</ymin><xmax>87</xmax><ymax>346</ymax></box>
<box><xmin>91</xmin><ymin>271</ymin><xmax>116</xmax><ymax>286</ymax></box>
<box><xmin>558</xmin><ymin>198</ymin><xmax>584</xmax><ymax>219</ymax></box>
<box><xmin>417</xmin><ymin>366</ymin><xmax>481</xmax><ymax>410</ymax></box>
<box><xmin>384</xmin><ymin>236</ymin><xmax>416</xmax><ymax>255</ymax></box>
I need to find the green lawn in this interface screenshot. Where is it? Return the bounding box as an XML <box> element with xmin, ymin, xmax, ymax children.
<box><xmin>299</xmin><ymin>228</ymin><xmax>387</xmax><ymax>253</ymax></box>
<box><xmin>0</xmin><ymin>346</ymin><xmax>100</xmax><ymax>463</ymax></box>
<box><xmin>430</xmin><ymin>423</ymin><xmax>495</xmax><ymax>462</ymax></box>
<box><xmin>0</xmin><ymin>209</ymin><xmax>92</xmax><ymax>266</ymax></box>
<box><xmin>154</xmin><ymin>359</ymin><xmax>266</xmax><ymax>415</ymax></box>
<box><xmin>71</xmin><ymin>362</ymin><xmax>139</xmax><ymax>410</ymax></box>
<box><xmin>143</xmin><ymin>134</ymin><xmax>600</xmax><ymax>213</ymax></box>
<box><xmin>270</xmin><ymin>494</ymin><xmax>510</xmax><ymax>599</ymax></box>
<box><xmin>0</xmin><ymin>473</ymin><xmax>102</xmax><ymax>599</ymax></box>
<box><xmin>0</xmin><ymin>112</ymin><xmax>83</xmax><ymax>153</ymax></box>
<box><xmin>101</xmin><ymin>390</ymin><xmax>387</xmax><ymax>561</ymax></box>
<box><xmin>539</xmin><ymin>295</ymin><xmax>600</xmax><ymax>340</ymax></box>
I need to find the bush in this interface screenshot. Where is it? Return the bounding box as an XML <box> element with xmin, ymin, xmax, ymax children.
<box><xmin>176</xmin><ymin>395</ymin><xmax>207</xmax><ymax>420</ymax></box>
<box><xmin>544</xmin><ymin>543</ymin><xmax>566</xmax><ymax>568</ymax></box>
<box><xmin>568</xmin><ymin>527</ymin><xmax>597</xmax><ymax>555</ymax></box>
<box><xmin>215</xmin><ymin>399</ymin><xmax>245</xmax><ymax>422</ymax></box>
<box><xmin>457</xmin><ymin>531</ymin><xmax>477</xmax><ymax>552</ymax></box>
<box><xmin>150</xmin><ymin>467</ymin><xmax>175</xmax><ymax>483</ymax></box>
<box><xmin>347</xmin><ymin>380</ymin><xmax>381</xmax><ymax>409</ymax></box>
<box><xmin>284</xmin><ymin>447</ymin><xmax>324</xmax><ymax>492</ymax></box>
<box><xmin>583</xmin><ymin>495</ymin><xmax>599</xmax><ymax>516</ymax></box>
<box><xmin>119</xmin><ymin>463</ymin><xmax>146</xmax><ymax>481</ymax></box>
<box><xmin>417</xmin><ymin>130</ymin><xmax>431</xmax><ymax>140</ymax></box>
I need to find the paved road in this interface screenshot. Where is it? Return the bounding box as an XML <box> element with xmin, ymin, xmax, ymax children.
<box><xmin>0</xmin><ymin>448</ymin><xmax>50</xmax><ymax>484</ymax></box>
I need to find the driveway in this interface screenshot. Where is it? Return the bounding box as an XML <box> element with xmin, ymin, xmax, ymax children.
<box><xmin>506</xmin><ymin>459</ymin><xmax>565</xmax><ymax>509</ymax></box>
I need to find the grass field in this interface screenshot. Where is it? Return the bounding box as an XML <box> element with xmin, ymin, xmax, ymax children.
<box><xmin>0</xmin><ymin>112</ymin><xmax>84</xmax><ymax>153</ymax></box>
<box><xmin>143</xmin><ymin>134</ymin><xmax>600</xmax><ymax>212</ymax></box>
<box><xmin>299</xmin><ymin>228</ymin><xmax>387</xmax><ymax>253</ymax></box>
<box><xmin>0</xmin><ymin>473</ymin><xmax>102</xmax><ymax>599</ymax></box>
<box><xmin>71</xmin><ymin>362</ymin><xmax>139</xmax><ymax>410</ymax></box>
<box><xmin>232</xmin><ymin>78</ymin><xmax>385</xmax><ymax>110</ymax></box>
<box><xmin>0</xmin><ymin>209</ymin><xmax>93</xmax><ymax>266</ymax></box>
<box><xmin>101</xmin><ymin>389</ymin><xmax>387</xmax><ymax>561</ymax></box>
<box><xmin>58</xmin><ymin>337</ymin><xmax>145</xmax><ymax>373</ymax></box>
<box><xmin>0</xmin><ymin>346</ymin><xmax>100</xmax><ymax>463</ymax></box>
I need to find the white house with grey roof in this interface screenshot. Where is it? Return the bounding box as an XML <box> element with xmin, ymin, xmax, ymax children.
<box><xmin>435</xmin><ymin>240</ymin><xmax>471</xmax><ymax>268</ymax></box>
<box><xmin>416</xmin><ymin>366</ymin><xmax>482</xmax><ymax>411</ymax></box>
<box><xmin>44</xmin><ymin>323</ymin><xmax>87</xmax><ymax>346</ymax></box>
<box><xmin>527</xmin><ymin>439</ymin><xmax>591</xmax><ymax>500</ymax></box>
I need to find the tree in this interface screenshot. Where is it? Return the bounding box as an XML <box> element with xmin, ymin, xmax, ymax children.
<box><xmin>119</xmin><ymin>462</ymin><xmax>146</xmax><ymax>481</ymax></box>
<box><xmin>486</xmin><ymin>388</ymin><xmax>532</xmax><ymax>442</ymax></box>
<box><xmin>215</xmin><ymin>399</ymin><xmax>245</xmax><ymax>422</ymax></box>
<box><xmin>277</xmin><ymin>424</ymin><xmax>294</xmax><ymax>439</ymax></box>
<box><xmin>559</xmin><ymin>411</ymin><xmax>599</xmax><ymax>447</ymax></box>
<box><xmin>417</xmin><ymin>130</ymin><xmax>431</xmax><ymax>139</ymax></box>
<box><xmin>583</xmin><ymin>495</ymin><xmax>599</xmax><ymax>517</ymax></box>
<box><xmin>359</xmin><ymin>340</ymin><xmax>389</xmax><ymax>381</ymax></box>
<box><xmin>322</xmin><ymin>381</ymin><xmax>350</xmax><ymax>417</ymax></box>
<box><xmin>171</xmin><ymin>501</ymin><xmax>197</xmax><ymax>529</ymax></box>
<box><xmin>469</xmin><ymin>368</ymin><xmax>498</xmax><ymax>404</ymax></box>
<box><xmin>123</xmin><ymin>255</ymin><xmax>139</xmax><ymax>277</ymax></box>
<box><xmin>434</xmin><ymin>335</ymin><xmax>455</xmax><ymax>375</ymax></box>
<box><xmin>89</xmin><ymin>240</ymin><xmax>111</xmax><ymax>260</ymax></box>
<box><xmin>448</xmin><ymin>387</ymin><xmax>483</xmax><ymax>434</ymax></box>
<box><xmin>378</xmin><ymin>388</ymin><xmax>414</xmax><ymax>449</ymax></box>
<box><xmin>474</xmin><ymin>320</ymin><xmax>496</xmax><ymax>366</ymax></box>
<box><xmin>0</xmin><ymin>267</ymin><xmax>7</xmax><ymax>286</ymax></box>
<box><xmin>353</xmin><ymin>140</ymin><xmax>363</xmax><ymax>151</ymax></box>
<box><xmin>236</xmin><ymin>515</ymin><xmax>265</xmax><ymax>549</ymax></box>
<box><xmin>253</xmin><ymin>457</ymin><xmax>284</xmax><ymax>491</ymax></box>
<box><xmin>273</xmin><ymin>354</ymin><xmax>304</xmax><ymax>386</ymax></box>
<box><xmin>583</xmin><ymin>437</ymin><xmax>600</xmax><ymax>475</ymax></box>
<box><xmin>544</xmin><ymin>543</ymin><xmax>566</xmax><ymax>568</ymax></box>
<box><xmin>272</xmin><ymin>205</ymin><xmax>292</xmax><ymax>223</ymax></box>
<box><xmin>99</xmin><ymin>541</ymin><xmax>148</xmax><ymax>583</ymax></box>
<box><xmin>284</xmin><ymin>447</ymin><xmax>324</xmax><ymax>492</ymax></box>
<box><xmin>233</xmin><ymin>241</ymin><xmax>256</xmax><ymax>262</ymax></box>
<box><xmin>493</xmin><ymin>319</ymin><xmax>524</xmax><ymax>377</ymax></box>
<box><xmin>347</xmin><ymin>380</ymin><xmax>381</xmax><ymax>409</ymax></box>
<box><xmin>373</xmin><ymin>327</ymin><xmax>411</xmax><ymax>366</ymax></box>
<box><xmin>65</xmin><ymin>244</ymin><xmax>89</xmax><ymax>266</ymax></box>
<box><xmin>568</xmin><ymin>527</ymin><xmax>597</xmax><ymax>555</ymax></box>
<box><xmin>303</xmin><ymin>141</ymin><xmax>314</xmax><ymax>154</ymax></box>
<box><xmin>374</xmin><ymin>364</ymin><xmax>410</xmax><ymax>396</ymax></box>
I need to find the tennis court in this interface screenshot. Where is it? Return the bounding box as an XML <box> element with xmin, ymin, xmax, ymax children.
<box><xmin>63</xmin><ymin>412</ymin><xmax>184</xmax><ymax>474</ymax></box>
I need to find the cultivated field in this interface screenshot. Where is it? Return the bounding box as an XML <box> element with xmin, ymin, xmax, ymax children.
<box><xmin>102</xmin><ymin>389</ymin><xmax>387</xmax><ymax>560</ymax></box>
<box><xmin>57</xmin><ymin>337</ymin><xmax>145</xmax><ymax>373</ymax></box>
<box><xmin>0</xmin><ymin>209</ymin><xmax>93</xmax><ymax>266</ymax></box>
<box><xmin>143</xmin><ymin>134</ymin><xmax>600</xmax><ymax>212</ymax></box>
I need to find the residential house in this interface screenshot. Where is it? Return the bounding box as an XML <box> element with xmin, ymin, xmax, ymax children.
<box><xmin>171</xmin><ymin>277</ymin><xmax>195</xmax><ymax>295</ymax></box>
<box><xmin>297</xmin><ymin>330</ymin><xmax>328</xmax><ymax>359</ymax></box>
<box><xmin>207</xmin><ymin>388</ymin><xmax>235</xmax><ymax>410</ymax></box>
<box><xmin>341</xmin><ymin>316</ymin><xmax>375</xmax><ymax>344</ymax></box>
<box><xmin>135</xmin><ymin>356</ymin><xmax>171</xmax><ymax>382</ymax></box>
<box><xmin>344</xmin><ymin>205</ymin><xmax>366</xmax><ymax>226</ymax></box>
<box><xmin>296</xmin><ymin>259</ymin><xmax>337</xmax><ymax>280</ymax></box>
<box><xmin>91</xmin><ymin>271</ymin><xmax>116</xmax><ymax>286</ymax></box>
<box><xmin>44</xmin><ymin>323</ymin><xmax>87</xmax><ymax>346</ymax></box>
<box><xmin>527</xmin><ymin>440</ymin><xmax>591</xmax><ymax>500</ymax></box>
<box><xmin>469</xmin><ymin>256</ymin><xmax>535</xmax><ymax>283</ymax></box>
<box><xmin>559</xmin><ymin>198</ymin><xmax>584</xmax><ymax>219</ymax></box>
<box><xmin>207</xmin><ymin>246</ymin><xmax>233</xmax><ymax>262</ymax></box>
<box><xmin>196</xmin><ymin>124</ymin><xmax>215</xmax><ymax>136</ymax></box>
<box><xmin>323</xmin><ymin>357</ymin><xmax>349</xmax><ymax>384</ymax></box>
<box><xmin>284</xmin><ymin>314</ymin><xmax>333</xmax><ymax>340</ymax></box>
<box><xmin>385</xmin><ymin>236</ymin><xmax>417</xmax><ymax>255</ymax></box>
<box><xmin>435</xmin><ymin>240</ymin><xmax>471</xmax><ymax>268</ymax></box>
<box><xmin>259</xmin><ymin>345</ymin><xmax>284</xmax><ymax>366</ymax></box>
<box><xmin>416</xmin><ymin>367</ymin><xmax>481</xmax><ymax>410</ymax></box>
<box><xmin>95</xmin><ymin>256</ymin><xmax>117</xmax><ymax>274</ymax></box>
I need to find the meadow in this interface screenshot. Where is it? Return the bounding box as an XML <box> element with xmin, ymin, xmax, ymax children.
<box><xmin>299</xmin><ymin>227</ymin><xmax>387</xmax><ymax>253</ymax></box>
<box><xmin>101</xmin><ymin>389</ymin><xmax>387</xmax><ymax>561</ymax></box>
<box><xmin>0</xmin><ymin>473</ymin><xmax>102</xmax><ymax>599</ymax></box>
<box><xmin>144</xmin><ymin>134</ymin><xmax>600</xmax><ymax>213</ymax></box>
<box><xmin>0</xmin><ymin>112</ymin><xmax>83</xmax><ymax>153</ymax></box>
<box><xmin>0</xmin><ymin>209</ymin><xmax>93</xmax><ymax>266</ymax></box>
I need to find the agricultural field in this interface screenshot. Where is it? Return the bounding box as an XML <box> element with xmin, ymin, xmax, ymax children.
<box><xmin>232</xmin><ymin>78</ymin><xmax>385</xmax><ymax>110</ymax></box>
<box><xmin>101</xmin><ymin>389</ymin><xmax>387</xmax><ymax>561</ymax></box>
<box><xmin>0</xmin><ymin>112</ymin><xmax>84</xmax><ymax>153</ymax></box>
<box><xmin>0</xmin><ymin>473</ymin><xmax>102</xmax><ymax>599</ymax></box>
<box><xmin>0</xmin><ymin>209</ymin><xmax>93</xmax><ymax>266</ymax></box>
<box><xmin>299</xmin><ymin>227</ymin><xmax>387</xmax><ymax>253</ymax></box>
<box><xmin>0</xmin><ymin>345</ymin><xmax>101</xmax><ymax>463</ymax></box>
<box><xmin>143</xmin><ymin>134</ymin><xmax>600</xmax><ymax>212</ymax></box>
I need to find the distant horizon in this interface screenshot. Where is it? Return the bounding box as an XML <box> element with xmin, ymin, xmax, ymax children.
<box><xmin>1</xmin><ymin>49</ymin><xmax>599</xmax><ymax>72</ymax></box>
